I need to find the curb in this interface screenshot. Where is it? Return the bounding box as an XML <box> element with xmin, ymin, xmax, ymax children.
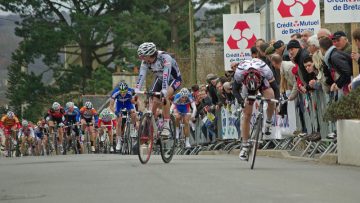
<box><xmin>198</xmin><ymin>150</ymin><xmax>338</xmax><ymax>165</ymax></box>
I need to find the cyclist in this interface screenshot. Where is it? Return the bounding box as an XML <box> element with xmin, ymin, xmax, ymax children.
<box><xmin>45</xmin><ymin>102</ymin><xmax>66</xmax><ymax>154</ymax></box>
<box><xmin>110</xmin><ymin>82</ymin><xmax>136</xmax><ymax>152</ymax></box>
<box><xmin>18</xmin><ymin>120</ymin><xmax>35</xmax><ymax>156</ymax></box>
<box><xmin>0</xmin><ymin>111</ymin><xmax>21</xmax><ymax>156</ymax></box>
<box><xmin>34</xmin><ymin>119</ymin><xmax>47</xmax><ymax>155</ymax></box>
<box><xmin>79</xmin><ymin>101</ymin><xmax>98</xmax><ymax>152</ymax></box>
<box><xmin>135</xmin><ymin>42</ymin><xmax>182</xmax><ymax>137</ymax></box>
<box><xmin>64</xmin><ymin>102</ymin><xmax>81</xmax><ymax>152</ymax></box>
<box><xmin>170</xmin><ymin>88</ymin><xmax>197</xmax><ymax>148</ymax></box>
<box><xmin>233</xmin><ymin>58</ymin><xmax>278</xmax><ymax>160</ymax></box>
<box><xmin>97</xmin><ymin>108</ymin><xmax>117</xmax><ymax>152</ymax></box>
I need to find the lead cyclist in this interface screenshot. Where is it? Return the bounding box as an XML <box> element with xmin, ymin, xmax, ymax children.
<box><xmin>135</xmin><ymin>42</ymin><xmax>182</xmax><ymax>136</ymax></box>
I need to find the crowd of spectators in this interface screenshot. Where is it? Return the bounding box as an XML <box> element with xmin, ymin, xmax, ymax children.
<box><xmin>190</xmin><ymin>27</ymin><xmax>360</xmax><ymax>143</ymax></box>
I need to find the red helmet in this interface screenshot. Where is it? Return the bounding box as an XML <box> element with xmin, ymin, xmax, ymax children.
<box><xmin>243</xmin><ymin>69</ymin><xmax>262</xmax><ymax>92</ymax></box>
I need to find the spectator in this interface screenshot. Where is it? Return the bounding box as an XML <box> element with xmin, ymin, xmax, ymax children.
<box><xmin>273</xmin><ymin>40</ymin><xmax>290</xmax><ymax>61</ymax></box>
<box><xmin>317</xmin><ymin>28</ymin><xmax>331</xmax><ymax>39</ymax></box>
<box><xmin>301</xmin><ymin>30</ymin><xmax>313</xmax><ymax>47</ymax></box>
<box><xmin>320</xmin><ymin>37</ymin><xmax>353</xmax><ymax>95</ymax></box>
<box><xmin>270</xmin><ymin>54</ymin><xmax>298</xmax><ymax>101</ymax></box>
<box><xmin>331</xmin><ymin>31</ymin><xmax>352</xmax><ymax>55</ymax></box>
<box><xmin>307</xmin><ymin>35</ymin><xmax>320</xmax><ymax>56</ymax></box>
<box><xmin>291</xmin><ymin>33</ymin><xmax>301</xmax><ymax>40</ymax></box>
<box><xmin>351</xmin><ymin>27</ymin><xmax>360</xmax><ymax>66</ymax></box>
<box><xmin>206</xmin><ymin>73</ymin><xmax>219</xmax><ymax>105</ymax></box>
<box><xmin>259</xmin><ymin>42</ymin><xmax>270</xmax><ymax>62</ymax></box>
<box><xmin>250</xmin><ymin>46</ymin><xmax>258</xmax><ymax>58</ymax></box>
<box><xmin>287</xmin><ymin>39</ymin><xmax>312</xmax><ymax>88</ymax></box>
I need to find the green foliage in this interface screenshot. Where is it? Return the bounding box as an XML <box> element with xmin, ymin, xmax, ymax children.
<box><xmin>86</xmin><ymin>66</ymin><xmax>112</xmax><ymax>94</ymax></box>
<box><xmin>323</xmin><ymin>88</ymin><xmax>360</xmax><ymax>122</ymax></box>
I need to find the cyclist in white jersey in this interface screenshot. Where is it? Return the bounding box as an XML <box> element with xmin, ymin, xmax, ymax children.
<box><xmin>233</xmin><ymin>58</ymin><xmax>279</xmax><ymax>160</ymax></box>
<box><xmin>135</xmin><ymin>42</ymin><xmax>182</xmax><ymax>136</ymax></box>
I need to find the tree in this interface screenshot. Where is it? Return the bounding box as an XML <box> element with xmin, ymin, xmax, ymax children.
<box><xmin>0</xmin><ymin>0</ymin><xmax>170</xmax><ymax>93</ymax></box>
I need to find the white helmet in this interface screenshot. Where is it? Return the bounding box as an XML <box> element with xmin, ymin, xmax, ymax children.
<box><xmin>66</xmin><ymin>102</ymin><xmax>74</xmax><ymax>108</ymax></box>
<box><xmin>7</xmin><ymin>111</ymin><xmax>14</xmax><ymax>119</ymax></box>
<box><xmin>22</xmin><ymin>120</ymin><xmax>28</xmax><ymax>127</ymax></box>
<box><xmin>52</xmin><ymin>102</ymin><xmax>61</xmax><ymax>110</ymax></box>
<box><xmin>137</xmin><ymin>42</ymin><xmax>157</xmax><ymax>57</ymax></box>
<box><xmin>85</xmin><ymin>101</ymin><xmax>92</xmax><ymax>109</ymax></box>
<box><xmin>179</xmin><ymin>88</ymin><xmax>190</xmax><ymax>98</ymax></box>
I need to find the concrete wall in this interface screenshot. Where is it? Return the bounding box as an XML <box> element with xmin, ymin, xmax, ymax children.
<box><xmin>337</xmin><ymin>120</ymin><xmax>360</xmax><ymax>167</ymax></box>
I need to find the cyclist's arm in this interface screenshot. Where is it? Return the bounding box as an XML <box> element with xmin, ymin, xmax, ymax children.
<box><xmin>162</xmin><ymin>55</ymin><xmax>172</xmax><ymax>95</ymax></box>
<box><xmin>170</xmin><ymin>103</ymin><xmax>175</xmax><ymax>113</ymax></box>
<box><xmin>135</xmin><ymin>63</ymin><xmax>147</xmax><ymax>91</ymax></box>
<box><xmin>232</xmin><ymin>81</ymin><xmax>243</xmax><ymax>105</ymax></box>
<box><xmin>30</xmin><ymin>127</ymin><xmax>35</xmax><ymax>138</ymax></box>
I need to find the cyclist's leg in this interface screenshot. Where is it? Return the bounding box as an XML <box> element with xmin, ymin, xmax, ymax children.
<box><xmin>262</xmin><ymin>86</ymin><xmax>275</xmax><ymax>135</ymax></box>
<box><xmin>184</xmin><ymin>114</ymin><xmax>191</xmax><ymax>148</ymax></box>
<box><xmin>20</xmin><ymin>135</ymin><xmax>26</xmax><ymax>155</ymax></box>
<box><xmin>174</xmin><ymin>110</ymin><xmax>181</xmax><ymax>139</ymax></box>
<box><xmin>239</xmin><ymin>98</ymin><xmax>254</xmax><ymax>160</ymax></box>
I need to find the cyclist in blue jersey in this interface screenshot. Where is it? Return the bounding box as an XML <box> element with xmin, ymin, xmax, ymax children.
<box><xmin>64</xmin><ymin>102</ymin><xmax>81</xmax><ymax>151</ymax></box>
<box><xmin>170</xmin><ymin>88</ymin><xmax>196</xmax><ymax>148</ymax></box>
<box><xmin>110</xmin><ymin>82</ymin><xmax>137</xmax><ymax>151</ymax></box>
<box><xmin>135</xmin><ymin>42</ymin><xmax>182</xmax><ymax>137</ymax></box>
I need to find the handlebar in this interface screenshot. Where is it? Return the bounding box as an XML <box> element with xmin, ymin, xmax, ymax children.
<box><xmin>247</xmin><ymin>95</ymin><xmax>278</xmax><ymax>103</ymax></box>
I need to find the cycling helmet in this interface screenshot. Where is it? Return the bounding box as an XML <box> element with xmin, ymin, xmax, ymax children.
<box><xmin>52</xmin><ymin>102</ymin><xmax>61</xmax><ymax>111</ymax></box>
<box><xmin>244</xmin><ymin>69</ymin><xmax>262</xmax><ymax>92</ymax></box>
<box><xmin>85</xmin><ymin>101</ymin><xmax>93</xmax><ymax>109</ymax></box>
<box><xmin>118</xmin><ymin>82</ymin><xmax>128</xmax><ymax>93</ymax></box>
<box><xmin>7</xmin><ymin>111</ymin><xmax>14</xmax><ymax>119</ymax></box>
<box><xmin>66</xmin><ymin>101</ymin><xmax>74</xmax><ymax>109</ymax></box>
<box><xmin>137</xmin><ymin>42</ymin><xmax>157</xmax><ymax>57</ymax></box>
<box><xmin>22</xmin><ymin>120</ymin><xmax>28</xmax><ymax>127</ymax></box>
<box><xmin>179</xmin><ymin>88</ymin><xmax>190</xmax><ymax>98</ymax></box>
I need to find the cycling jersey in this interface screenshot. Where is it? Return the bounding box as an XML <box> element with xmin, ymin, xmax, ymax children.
<box><xmin>171</xmin><ymin>93</ymin><xmax>197</xmax><ymax>118</ymax></box>
<box><xmin>46</xmin><ymin>108</ymin><xmax>66</xmax><ymax>124</ymax></box>
<box><xmin>136</xmin><ymin>51</ymin><xmax>182</xmax><ymax>92</ymax></box>
<box><xmin>98</xmin><ymin>110</ymin><xmax>117</xmax><ymax>131</ymax></box>
<box><xmin>80</xmin><ymin>107</ymin><xmax>99</xmax><ymax>123</ymax></box>
<box><xmin>65</xmin><ymin>106</ymin><xmax>81</xmax><ymax>124</ymax></box>
<box><xmin>18</xmin><ymin>126</ymin><xmax>35</xmax><ymax>138</ymax></box>
<box><xmin>234</xmin><ymin>58</ymin><xmax>274</xmax><ymax>83</ymax></box>
<box><xmin>0</xmin><ymin>115</ymin><xmax>20</xmax><ymax>128</ymax></box>
<box><xmin>111</xmin><ymin>88</ymin><xmax>135</xmax><ymax>115</ymax></box>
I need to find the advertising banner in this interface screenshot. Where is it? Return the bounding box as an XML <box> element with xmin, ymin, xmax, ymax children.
<box><xmin>223</xmin><ymin>13</ymin><xmax>260</xmax><ymax>71</ymax></box>
<box><xmin>273</xmin><ymin>0</ymin><xmax>321</xmax><ymax>43</ymax></box>
<box><xmin>324</xmin><ymin>0</ymin><xmax>360</xmax><ymax>23</ymax></box>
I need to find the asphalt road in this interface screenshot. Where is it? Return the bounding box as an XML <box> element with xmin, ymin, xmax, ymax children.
<box><xmin>0</xmin><ymin>154</ymin><xmax>359</xmax><ymax>203</ymax></box>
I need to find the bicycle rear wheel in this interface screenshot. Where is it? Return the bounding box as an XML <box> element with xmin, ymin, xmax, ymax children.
<box><xmin>160</xmin><ymin>115</ymin><xmax>176</xmax><ymax>163</ymax></box>
<box><xmin>122</xmin><ymin>122</ymin><xmax>131</xmax><ymax>155</ymax></box>
<box><xmin>249</xmin><ymin>118</ymin><xmax>262</xmax><ymax>170</ymax></box>
<box><xmin>137</xmin><ymin>113</ymin><xmax>154</xmax><ymax>164</ymax></box>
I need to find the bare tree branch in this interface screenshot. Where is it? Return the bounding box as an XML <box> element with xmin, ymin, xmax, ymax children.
<box><xmin>43</xmin><ymin>0</ymin><xmax>67</xmax><ymax>23</ymax></box>
<box><xmin>94</xmin><ymin>2</ymin><xmax>106</xmax><ymax>16</ymax></box>
<box><xmin>195</xmin><ymin>0</ymin><xmax>209</xmax><ymax>13</ymax></box>
<box><xmin>49</xmin><ymin>1</ymin><xmax>72</xmax><ymax>10</ymax></box>
<box><xmin>71</xmin><ymin>0</ymin><xmax>82</xmax><ymax>12</ymax></box>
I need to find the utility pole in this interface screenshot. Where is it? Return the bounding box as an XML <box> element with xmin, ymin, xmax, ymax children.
<box><xmin>265</xmin><ymin>0</ymin><xmax>271</xmax><ymax>41</ymax></box>
<box><xmin>239</xmin><ymin>0</ymin><xmax>243</xmax><ymax>13</ymax></box>
<box><xmin>189</xmin><ymin>0</ymin><xmax>196</xmax><ymax>84</ymax></box>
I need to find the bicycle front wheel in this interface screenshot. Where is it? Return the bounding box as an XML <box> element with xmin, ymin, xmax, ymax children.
<box><xmin>137</xmin><ymin>113</ymin><xmax>154</xmax><ymax>164</ymax></box>
<box><xmin>249</xmin><ymin>118</ymin><xmax>262</xmax><ymax>170</ymax></box>
<box><xmin>160</xmin><ymin>115</ymin><xmax>176</xmax><ymax>163</ymax></box>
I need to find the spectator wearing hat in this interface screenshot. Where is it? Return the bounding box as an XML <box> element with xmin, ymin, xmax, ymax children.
<box><xmin>287</xmin><ymin>39</ymin><xmax>313</xmax><ymax>87</ymax></box>
<box><xmin>332</xmin><ymin>31</ymin><xmax>352</xmax><ymax>55</ymax></box>
<box><xmin>258</xmin><ymin>42</ymin><xmax>269</xmax><ymax>63</ymax></box>
<box><xmin>320</xmin><ymin>37</ymin><xmax>353</xmax><ymax>95</ymax></box>
<box><xmin>206</xmin><ymin>73</ymin><xmax>219</xmax><ymax>105</ymax></box>
<box><xmin>274</xmin><ymin>40</ymin><xmax>290</xmax><ymax>61</ymax></box>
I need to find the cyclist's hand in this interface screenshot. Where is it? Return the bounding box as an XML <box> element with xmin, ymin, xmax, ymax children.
<box><xmin>161</xmin><ymin>89</ymin><xmax>167</xmax><ymax>97</ymax></box>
